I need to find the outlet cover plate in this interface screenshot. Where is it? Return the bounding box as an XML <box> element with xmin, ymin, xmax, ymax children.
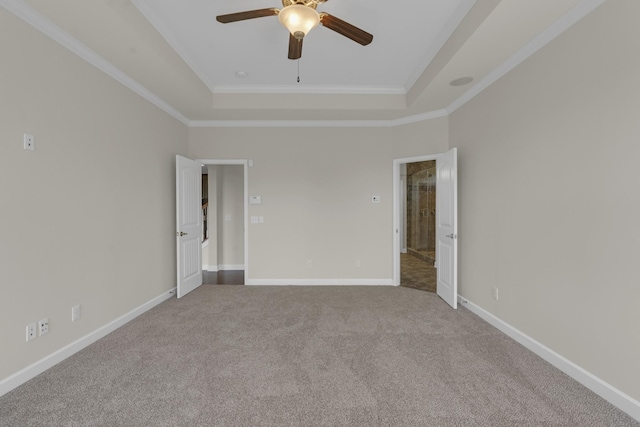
<box><xmin>23</xmin><ymin>134</ymin><xmax>35</xmax><ymax>151</ymax></box>
<box><xmin>39</xmin><ymin>318</ymin><xmax>49</xmax><ymax>335</ymax></box>
<box><xmin>26</xmin><ymin>323</ymin><xmax>36</xmax><ymax>342</ymax></box>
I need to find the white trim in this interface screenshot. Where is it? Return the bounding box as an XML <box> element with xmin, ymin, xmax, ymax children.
<box><xmin>197</xmin><ymin>159</ymin><xmax>249</xmax><ymax>282</ymax></box>
<box><xmin>0</xmin><ymin>288</ymin><xmax>176</xmax><ymax>398</ymax></box>
<box><xmin>190</xmin><ymin>119</ymin><xmax>398</xmax><ymax>129</ymax></box>
<box><xmin>188</xmin><ymin>110</ymin><xmax>449</xmax><ymax>129</ymax></box>
<box><xmin>390</xmin><ymin>110</ymin><xmax>449</xmax><ymax>127</ymax></box>
<box><xmin>207</xmin><ymin>265</ymin><xmax>246</xmax><ymax>272</ymax></box>
<box><xmin>218</xmin><ymin>264</ymin><xmax>245</xmax><ymax>271</ymax></box>
<box><xmin>246</xmin><ymin>279</ymin><xmax>393</xmax><ymax>286</ymax></box>
<box><xmin>212</xmin><ymin>86</ymin><xmax>405</xmax><ymax>96</ymax></box>
<box><xmin>447</xmin><ymin>0</ymin><xmax>608</xmax><ymax>114</ymax></box>
<box><xmin>460</xmin><ymin>296</ymin><xmax>640</xmax><ymax>422</ymax></box>
<box><xmin>0</xmin><ymin>0</ymin><xmax>189</xmax><ymax>125</ymax></box>
<box><xmin>393</xmin><ymin>154</ymin><xmax>441</xmax><ymax>286</ymax></box>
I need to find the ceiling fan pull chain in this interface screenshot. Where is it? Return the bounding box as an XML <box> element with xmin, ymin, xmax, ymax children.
<box><xmin>297</xmin><ymin>59</ymin><xmax>300</xmax><ymax>83</ymax></box>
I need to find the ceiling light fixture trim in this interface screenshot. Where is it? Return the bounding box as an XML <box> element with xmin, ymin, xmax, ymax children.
<box><xmin>278</xmin><ymin>4</ymin><xmax>320</xmax><ymax>40</ymax></box>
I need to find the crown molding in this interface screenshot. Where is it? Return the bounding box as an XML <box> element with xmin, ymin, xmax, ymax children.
<box><xmin>0</xmin><ymin>0</ymin><xmax>190</xmax><ymax>125</ymax></box>
<box><xmin>447</xmin><ymin>0</ymin><xmax>608</xmax><ymax>114</ymax></box>
<box><xmin>212</xmin><ymin>85</ymin><xmax>406</xmax><ymax>96</ymax></box>
<box><xmin>391</xmin><ymin>110</ymin><xmax>449</xmax><ymax>127</ymax></box>
<box><xmin>2</xmin><ymin>0</ymin><xmax>607</xmax><ymax>129</ymax></box>
<box><xmin>189</xmin><ymin>110</ymin><xmax>448</xmax><ymax>128</ymax></box>
<box><xmin>190</xmin><ymin>119</ymin><xmax>394</xmax><ymax>128</ymax></box>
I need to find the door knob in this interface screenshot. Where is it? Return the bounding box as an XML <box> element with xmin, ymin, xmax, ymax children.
<box><xmin>176</xmin><ymin>231</ymin><xmax>188</xmax><ymax>236</ymax></box>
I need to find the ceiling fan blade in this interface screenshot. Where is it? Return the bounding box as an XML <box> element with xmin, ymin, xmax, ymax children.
<box><xmin>288</xmin><ymin>34</ymin><xmax>303</xmax><ymax>60</ymax></box>
<box><xmin>319</xmin><ymin>13</ymin><xmax>373</xmax><ymax>46</ymax></box>
<box><xmin>216</xmin><ymin>8</ymin><xmax>278</xmax><ymax>24</ymax></box>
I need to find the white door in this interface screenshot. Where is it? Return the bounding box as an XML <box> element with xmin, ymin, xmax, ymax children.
<box><xmin>176</xmin><ymin>155</ymin><xmax>202</xmax><ymax>298</ymax></box>
<box><xmin>436</xmin><ymin>148</ymin><xmax>458</xmax><ymax>309</ymax></box>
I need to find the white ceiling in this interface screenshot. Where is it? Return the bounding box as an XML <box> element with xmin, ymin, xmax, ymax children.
<box><xmin>134</xmin><ymin>0</ymin><xmax>472</xmax><ymax>94</ymax></box>
<box><xmin>6</xmin><ymin>0</ymin><xmax>602</xmax><ymax>124</ymax></box>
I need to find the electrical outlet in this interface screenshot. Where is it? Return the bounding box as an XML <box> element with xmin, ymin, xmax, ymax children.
<box><xmin>72</xmin><ymin>305</ymin><xmax>81</xmax><ymax>321</ymax></box>
<box><xmin>492</xmin><ymin>287</ymin><xmax>499</xmax><ymax>301</ymax></box>
<box><xmin>23</xmin><ymin>133</ymin><xmax>35</xmax><ymax>151</ymax></box>
<box><xmin>39</xmin><ymin>318</ymin><xmax>49</xmax><ymax>335</ymax></box>
<box><xmin>307</xmin><ymin>260</ymin><xmax>312</xmax><ymax>268</ymax></box>
<box><xmin>26</xmin><ymin>323</ymin><xmax>36</xmax><ymax>342</ymax></box>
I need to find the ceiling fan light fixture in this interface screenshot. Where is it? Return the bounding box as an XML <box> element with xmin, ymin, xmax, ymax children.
<box><xmin>278</xmin><ymin>5</ymin><xmax>319</xmax><ymax>39</ymax></box>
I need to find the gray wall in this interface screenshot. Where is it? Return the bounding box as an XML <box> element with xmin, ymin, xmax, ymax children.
<box><xmin>189</xmin><ymin>122</ymin><xmax>449</xmax><ymax>283</ymax></box>
<box><xmin>0</xmin><ymin>10</ymin><xmax>188</xmax><ymax>382</ymax></box>
<box><xmin>451</xmin><ymin>0</ymin><xmax>640</xmax><ymax>402</ymax></box>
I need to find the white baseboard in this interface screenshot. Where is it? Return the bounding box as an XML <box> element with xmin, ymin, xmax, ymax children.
<box><xmin>459</xmin><ymin>296</ymin><xmax>640</xmax><ymax>422</ymax></box>
<box><xmin>246</xmin><ymin>279</ymin><xmax>393</xmax><ymax>286</ymax></box>
<box><xmin>206</xmin><ymin>265</ymin><xmax>244</xmax><ymax>272</ymax></box>
<box><xmin>0</xmin><ymin>288</ymin><xmax>176</xmax><ymax>398</ymax></box>
<box><xmin>219</xmin><ymin>264</ymin><xmax>244</xmax><ymax>271</ymax></box>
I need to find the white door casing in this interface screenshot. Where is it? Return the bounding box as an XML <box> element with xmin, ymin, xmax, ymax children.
<box><xmin>197</xmin><ymin>159</ymin><xmax>249</xmax><ymax>280</ymax></box>
<box><xmin>392</xmin><ymin>154</ymin><xmax>439</xmax><ymax>287</ymax></box>
<box><xmin>436</xmin><ymin>148</ymin><xmax>458</xmax><ymax>309</ymax></box>
<box><xmin>176</xmin><ymin>155</ymin><xmax>203</xmax><ymax>298</ymax></box>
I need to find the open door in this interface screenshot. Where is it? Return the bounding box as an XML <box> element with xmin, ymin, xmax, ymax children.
<box><xmin>176</xmin><ymin>155</ymin><xmax>203</xmax><ymax>298</ymax></box>
<box><xmin>436</xmin><ymin>148</ymin><xmax>458</xmax><ymax>308</ymax></box>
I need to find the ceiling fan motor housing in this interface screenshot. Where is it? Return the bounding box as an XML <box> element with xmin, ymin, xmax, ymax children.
<box><xmin>281</xmin><ymin>0</ymin><xmax>325</xmax><ymax>9</ymax></box>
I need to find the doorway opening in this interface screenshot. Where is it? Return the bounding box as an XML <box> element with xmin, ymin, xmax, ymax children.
<box><xmin>393</xmin><ymin>149</ymin><xmax>458</xmax><ymax>308</ymax></box>
<box><xmin>198</xmin><ymin>159</ymin><xmax>249</xmax><ymax>285</ymax></box>
<box><xmin>406</xmin><ymin>160</ymin><xmax>437</xmax><ymax>265</ymax></box>
<box><xmin>401</xmin><ymin>160</ymin><xmax>437</xmax><ymax>292</ymax></box>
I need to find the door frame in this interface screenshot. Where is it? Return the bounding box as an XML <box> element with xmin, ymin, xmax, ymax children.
<box><xmin>197</xmin><ymin>159</ymin><xmax>249</xmax><ymax>280</ymax></box>
<box><xmin>392</xmin><ymin>154</ymin><xmax>439</xmax><ymax>286</ymax></box>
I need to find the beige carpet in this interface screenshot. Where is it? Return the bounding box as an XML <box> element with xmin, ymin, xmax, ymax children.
<box><xmin>1</xmin><ymin>286</ymin><xmax>637</xmax><ymax>426</ymax></box>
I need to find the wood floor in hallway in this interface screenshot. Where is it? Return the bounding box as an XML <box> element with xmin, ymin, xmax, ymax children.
<box><xmin>203</xmin><ymin>270</ymin><xmax>244</xmax><ymax>285</ymax></box>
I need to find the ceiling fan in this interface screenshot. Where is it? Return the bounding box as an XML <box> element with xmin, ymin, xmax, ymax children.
<box><xmin>216</xmin><ymin>0</ymin><xmax>373</xmax><ymax>60</ymax></box>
